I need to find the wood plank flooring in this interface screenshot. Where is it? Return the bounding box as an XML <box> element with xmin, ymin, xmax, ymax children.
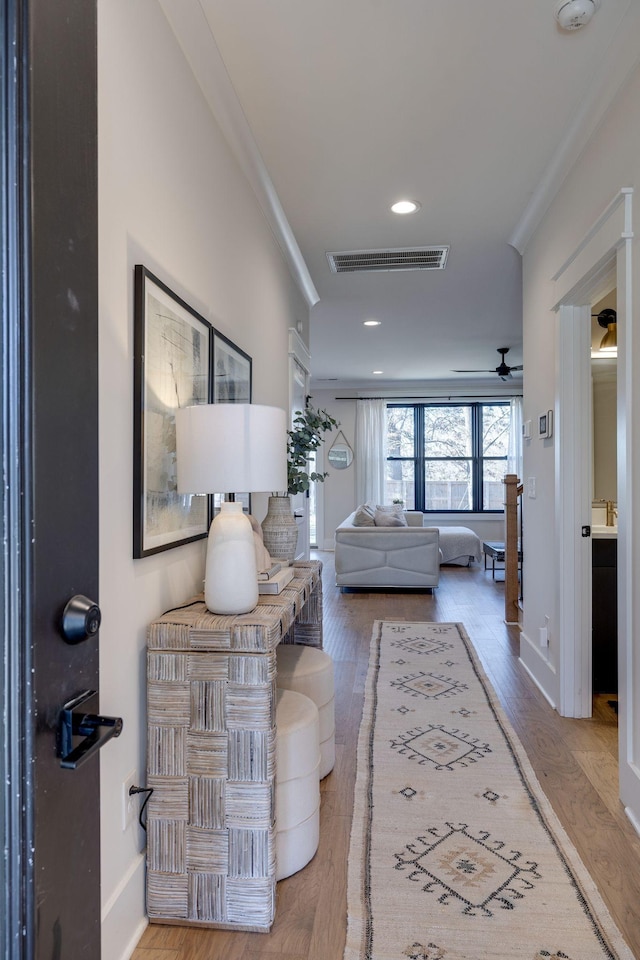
<box><xmin>131</xmin><ymin>554</ymin><xmax>640</xmax><ymax>960</ymax></box>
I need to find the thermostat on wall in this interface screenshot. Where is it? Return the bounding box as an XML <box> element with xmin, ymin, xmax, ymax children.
<box><xmin>522</xmin><ymin>419</ymin><xmax>532</xmax><ymax>440</ymax></box>
<box><xmin>539</xmin><ymin>411</ymin><xmax>553</xmax><ymax>439</ymax></box>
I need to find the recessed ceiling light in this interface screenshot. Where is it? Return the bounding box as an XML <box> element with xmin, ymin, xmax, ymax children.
<box><xmin>372</xmin><ymin>370</ymin><xmax>383</xmax><ymax>375</ymax></box>
<box><xmin>391</xmin><ymin>200</ymin><xmax>421</xmax><ymax>215</ymax></box>
<box><xmin>363</xmin><ymin>319</ymin><xmax>382</xmax><ymax>327</ymax></box>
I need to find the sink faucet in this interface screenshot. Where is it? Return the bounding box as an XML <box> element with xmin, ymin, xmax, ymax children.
<box><xmin>606</xmin><ymin>500</ymin><xmax>618</xmax><ymax>526</ymax></box>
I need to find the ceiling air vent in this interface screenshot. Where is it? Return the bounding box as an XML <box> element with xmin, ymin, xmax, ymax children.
<box><xmin>327</xmin><ymin>246</ymin><xmax>449</xmax><ymax>274</ymax></box>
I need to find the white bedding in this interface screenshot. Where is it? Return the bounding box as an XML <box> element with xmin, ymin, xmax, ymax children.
<box><xmin>436</xmin><ymin>526</ymin><xmax>482</xmax><ymax>565</ymax></box>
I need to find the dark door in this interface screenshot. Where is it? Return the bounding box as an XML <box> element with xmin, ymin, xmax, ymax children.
<box><xmin>1</xmin><ymin>3</ymin><xmax>102</xmax><ymax>958</ymax></box>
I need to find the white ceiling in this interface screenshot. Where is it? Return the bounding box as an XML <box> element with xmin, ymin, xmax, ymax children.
<box><xmin>161</xmin><ymin>0</ymin><xmax>637</xmax><ymax>392</ymax></box>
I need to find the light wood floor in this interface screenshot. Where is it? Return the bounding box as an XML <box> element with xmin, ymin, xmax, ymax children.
<box><xmin>132</xmin><ymin>553</ymin><xmax>640</xmax><ymax>960</ymax></box>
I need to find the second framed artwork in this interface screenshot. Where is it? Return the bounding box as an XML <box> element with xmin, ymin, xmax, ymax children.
<box><xmin>212</xmin><ymin>331</ymin><xmax>253</xmax><ymax>516</ymax></box>
<box><xmin>133</xmin><ymin>265</ymin><xmax>252</xmax><ymax>557</ymax></box>
<box><xmin>213</xmin><ymin>331</ymin><xmax>252</xmax><ymax>403</ymax></box>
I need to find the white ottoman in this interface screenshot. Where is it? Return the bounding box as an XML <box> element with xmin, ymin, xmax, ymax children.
<box><xmin>275</xmin><ymin>688</ymin><xmax>320</xmax><ymax>881</ymax></box>
<box><xmin>276</xmin><ymin>644</ymin><xmax>335</xmax><ymax>779</ymax></box>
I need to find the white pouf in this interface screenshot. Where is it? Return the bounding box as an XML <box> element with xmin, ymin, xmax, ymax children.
<box><xmin>277</xmin><ymin>644</ymin><xmax>336</xmax><ymax>779</ymax></box>
<box><xmin>275</xmin><ymin>688</ymin><xmax>320</xmax><ymax>881</ymax></box>
<box><xmin>276</xmin><ymin>807</ymin><xmax>320</xmax><ymax>883</ymax></box>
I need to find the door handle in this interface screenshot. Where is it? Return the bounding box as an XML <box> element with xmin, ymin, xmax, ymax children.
<box><xmin>58</xmin><ymin>690</ymin><xmax>123</xmax><ymax>769</ymax></box>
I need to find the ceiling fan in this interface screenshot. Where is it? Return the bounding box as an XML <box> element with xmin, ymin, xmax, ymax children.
<box><xmin>453</xmin><ymin>347</ymin><xmax>523</xmax><ymax>381</ymax></box>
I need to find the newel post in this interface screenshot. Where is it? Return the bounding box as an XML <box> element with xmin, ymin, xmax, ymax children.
<box><xmin>504</xmin><ymin>474</ymin><xmax>522</xmax><ymax>624</ymax></box>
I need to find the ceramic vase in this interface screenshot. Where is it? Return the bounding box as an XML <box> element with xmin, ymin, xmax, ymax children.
<box><xmin>261</xmin><ymin>495</ymin><xmax>299</xmax><ymax>563</ymax></box>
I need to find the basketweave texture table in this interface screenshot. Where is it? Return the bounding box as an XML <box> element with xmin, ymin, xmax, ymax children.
<box><xmin>145</xmin><ymin>560</ymin><xmax>322</xmax><ymax>932</ymax></box>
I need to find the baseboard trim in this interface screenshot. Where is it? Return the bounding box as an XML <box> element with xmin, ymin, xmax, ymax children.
<box><xmin>119</xmin><ymin>918</ymin><xmax>148</xmax><ymax>960</ymax></box>
<box><xmin>519</xmin><ymin>636</ymin><xmax>557</xmax><ymax>710</ymax></box>
<box><xmin>625</xmin><ymin>804</ymin><xmax>640</xmax><ymax>839</ymax></box>
<box><xmin>102</xmin><ymin>851</ymin><xmax>145</xmax><ymax>921</ymax></box>
<box><xmin>101</xmin><ymin>852</ymin><xmax>147</xmax><ymax>960</ymax></box>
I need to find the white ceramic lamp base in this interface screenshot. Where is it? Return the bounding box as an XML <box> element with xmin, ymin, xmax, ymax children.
<box><xmin>204</xmin><ymin>502</ymin><xmax>258</xmax><ymax>614</ymax></box>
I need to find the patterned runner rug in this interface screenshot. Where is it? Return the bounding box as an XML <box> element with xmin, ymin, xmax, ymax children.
<box><xmin>344</xmin><ymin>621</ymin><xmax>633</xmax><ymax>960</ymax></box>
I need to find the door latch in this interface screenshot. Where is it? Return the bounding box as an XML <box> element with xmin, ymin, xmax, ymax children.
<box><xmin>58</xmin><ymin>690</ymin><xmax>123</xmax><ymax>769</ymax></box>
<box><xmin>582</xmin><ymin>525</ymin><xmax>591</xmax><ymax>537</ymax></box>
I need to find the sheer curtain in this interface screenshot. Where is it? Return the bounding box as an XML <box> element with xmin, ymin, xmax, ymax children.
<box><xmin>355</xmin><ymin>399</ymin><xmax>387</xmax><ymax>504</ymax></box>
<box><xmin>507</xmin><ymin>396</ymin><xmax>523</xmax><ymax>480</ymax></box>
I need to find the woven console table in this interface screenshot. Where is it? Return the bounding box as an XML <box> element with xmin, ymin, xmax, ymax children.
<box><xmin>146</xmin><ymin>560</ymin><xmax>323</xmax><ymax>932</ymax></box>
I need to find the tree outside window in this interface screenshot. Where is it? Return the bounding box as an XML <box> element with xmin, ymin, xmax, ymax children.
<box><xmin>386</xmin><ymin>403</ymin><xmax>510</xmax><ymax>512</ymax></box>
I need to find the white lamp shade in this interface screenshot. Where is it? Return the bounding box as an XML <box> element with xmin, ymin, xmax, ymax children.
<box><xmin>175</xmin><ymin>403</ymin><xmax>287</xmax><ymax>494</ymax></box>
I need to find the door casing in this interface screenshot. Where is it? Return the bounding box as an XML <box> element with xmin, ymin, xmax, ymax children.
<box><xmin>552</xmin><ymin>188</ymin><xmax>640</xmax><ymax>831</ymax></box>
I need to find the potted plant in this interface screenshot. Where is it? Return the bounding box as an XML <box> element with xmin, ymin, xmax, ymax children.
<box><xmin>287</xmin><ymin>404</ymin><xmax>339</xmax><ymax>494</ymax></box>
<box><xmin>262</xmin><ymin>401</ymin><xmax>339</xmax><ymax>561</ymax></box>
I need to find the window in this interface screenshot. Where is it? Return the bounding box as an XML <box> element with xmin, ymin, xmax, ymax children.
<box><xmin>386</xmin><ymin>403</ymin><xmax>510</xmax><ymax>512</ymax></box>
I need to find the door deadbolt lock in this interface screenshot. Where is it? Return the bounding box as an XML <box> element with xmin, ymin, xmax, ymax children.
<box><xmin>61</xmin><ymin>594</ymin><xmax>102</xmax><ymax>644</ymax></box>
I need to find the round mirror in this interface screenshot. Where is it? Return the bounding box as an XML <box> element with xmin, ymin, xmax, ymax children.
<box><xmin>328</xmin><ymin>431</ymin><xmax>353</xmax><ymax>470</ymax></box>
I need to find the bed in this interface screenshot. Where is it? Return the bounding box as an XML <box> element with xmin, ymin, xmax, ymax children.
<box><xmin>436</xmin><ymin>526</ymin><xmax>482</xmax><ymax>566</ymax></box>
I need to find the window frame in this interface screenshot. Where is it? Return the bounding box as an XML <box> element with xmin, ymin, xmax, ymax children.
<box><xmin>386</xmin><ymin>401</ymin><xmax>510</xmax><ymax>513</ymax></box>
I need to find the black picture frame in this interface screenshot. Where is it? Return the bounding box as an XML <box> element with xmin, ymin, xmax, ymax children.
<box><xmin>133</xmin><ymin>265</ymin><xmax>213</xmax><ymax>557</ymax></box>
<box><xmin>212</xmin><ymin>330</ymin><xmax>253</xmax><ymax>513</ymax></box>
<box><xmin>213</xmin><ymin>330</ymin><xmax>252</xmax><ymax>403</ymax></box>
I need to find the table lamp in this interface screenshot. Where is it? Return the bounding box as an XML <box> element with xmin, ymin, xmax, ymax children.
<box><xmin>175</xmin><ymin>403</ymin><xmax>287</xmax><ymax>615</ymax></box>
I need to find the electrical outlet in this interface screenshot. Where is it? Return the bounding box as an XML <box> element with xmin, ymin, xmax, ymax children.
<box><xmin>527</xmin><ymin>477</ymin><xmax>536</xmax><ymax>499</ymax></box>
<box><xmin>122</xmin><ymin>770</ymin><xmax>138</xmax><ymax>831</ymax></box>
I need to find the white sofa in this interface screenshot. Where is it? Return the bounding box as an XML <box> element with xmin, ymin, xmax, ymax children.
<box><xmin>334</xmin><ymin>510</ymin><xmax>440</xmax><ymax>590</ymax></box>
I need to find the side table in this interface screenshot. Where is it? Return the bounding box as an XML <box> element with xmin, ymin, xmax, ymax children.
<box><xmin>482</xmin><ymin>540</ymin><xmax>522</xmax><ymax>580</ymax></box>
<box><xmin>145</xmin><ymin>560</ymin><xmax>322</xmax><ymax>931</ymax></box>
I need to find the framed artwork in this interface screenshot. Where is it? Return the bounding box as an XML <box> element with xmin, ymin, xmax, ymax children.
<box><xmin>212</xmin><ymin>332</ymin><xmax>253</xmax><ymax>513</ymax></box>
<box><xmin>213</xmin><ymin>331</ymin><xmax>252</xmax><ymax>404</ymax></box>
<box><xmin>133</xmin><ymin>265</ymin><xmax>213</xmax><ymax>557</ymax></box>
<box><xmin>538</xmin><ymin>410</ymin><xmax>553</xmax><ymax>439</ymax></box>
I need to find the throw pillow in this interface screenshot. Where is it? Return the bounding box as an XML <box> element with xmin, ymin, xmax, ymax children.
<box><xmin>375</xmin><ymin>503</ymin><xmax>405</xmax><ymax>519</ymax></box>
<box><xmin>353</xmin><ymin>503</ymin><xmax>376</xmax><ymax>526</ymax></box>
<box><xmin>374</xmin><ymin>507</ymin><xmax>408</xmax><ymax>527</ymax></box>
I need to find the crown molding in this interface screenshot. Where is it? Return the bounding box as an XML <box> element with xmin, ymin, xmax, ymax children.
<box><xmin>158</xmin><ymin>0</ymin><xmax>319</xmax><ymax>308</ymax></box>
<box><xmin>510</xmin><ymin>0</ymin><xmax>640</xmax><ymax>254</ymax></box>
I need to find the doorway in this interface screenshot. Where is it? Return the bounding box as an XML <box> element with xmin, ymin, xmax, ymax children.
<box><xmin>553</xmin><ymin>186</ymin><xmax>640</xmax><ymax>831</ymax></box>
<box><xmin>590</xmin><ymin>291</ymin><xmax>618</xmax><ymax>712</ymax></box>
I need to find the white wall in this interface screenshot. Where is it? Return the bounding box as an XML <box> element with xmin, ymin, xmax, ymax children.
<box><xmin>98</xmin><ymin>4</ymin><xmax>307</xmax><ymax>957</ymax></box>
<box><xmin>520</xmin><ymin>59</ymin><xmax>640</xmax><ymax>706</ymax></box>
<box><xmin>311</xmin><ymin>391</ymin><xmax>355</xmax><ymax>548</ymax></box>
